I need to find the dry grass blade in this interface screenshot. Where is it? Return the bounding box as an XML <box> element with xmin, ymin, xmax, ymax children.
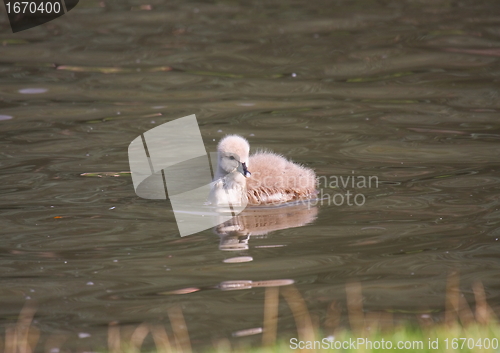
<box><xmin>16</xmin><ymin>301</ymin><xmax>38</xmax><ymax>353</ymax></box>
<box><xmin>26</xmin><ymin>327</ymin><xmax>40</xmax><ymax>353</ymax></box>
<box><xmin>151</xmin><ymin>325</ymin><xmax>173</xmax><ymax>353</ymax></box>
<box><xmin>473</xmin><ymin>281</ymin><xmax>490</xmax><ymax>325</ymax></box>
<box><xmin>168</xmin><ymin>306</ymin><xmax>192</xmax><ymax>353</ymax></box>
<box><xmin>5</xmin><ymin>326</ymin><xmax>17</xmax><ymax>353</ymax></box>
<box><xmin>129</xmin><ymin>323</ymin><xmax>150</xmax><ymax>353</ymax></box>
<box><xmin>324</xmin><ymin>301</ymin><xmax>341</xmax><ymax>334</ymax></box>
<box><xmin>2</xmin><ymin>301</ymin><xmax>39</xmax><ymax>353</ymax></box>
<box><xmin>445</xmin><ymin>271</ymin><xmax>460</xmax><ymax>326</ymax></box>
<box><xmin>346</xmin><ymin>281</ymin><xmax>364</xmax><ymax>332</ymax></box>
<box><xmin>280</xmin><ymin>285</ymin><xmax>315</xmax><ymax>346</ymax></box>
<box><xmin>458</xmin><ymin>294</ymin><xmax>474</xmax><ymax>326</ymax></box>
<box><xmin>262</xmin><ymin>286</ymin><xmax>279</xmax><ymax>346</ymax></box>
<box><xmin>108</xmin><ymin>322</ymin><xmax>121</xmax><ymax>353</ymax></box>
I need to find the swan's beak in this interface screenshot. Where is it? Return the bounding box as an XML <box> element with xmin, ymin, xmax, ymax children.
<box><xmin>238</xmin><ymin>162</ymin><xmax>251</xmax><ymax>177</ymax></box>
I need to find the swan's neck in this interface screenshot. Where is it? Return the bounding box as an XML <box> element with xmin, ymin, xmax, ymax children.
<box><xmin>222</xmin><ymin>170</ymin><xmax>246</xmax><ymax>190</ymax></box>
<box><xmin>211</xmin><ymin>170</ymin><xmax>247</xmax><ymax>206</ymax></box>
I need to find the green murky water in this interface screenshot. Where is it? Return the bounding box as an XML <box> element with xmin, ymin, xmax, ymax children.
<box><xmin>1</xmin><ymin>0</ymin><xmax>500</xmax><ymax>350</ymax></box>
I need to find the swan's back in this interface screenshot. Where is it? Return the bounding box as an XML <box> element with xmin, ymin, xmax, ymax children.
<box><xmin>246</xmin><ymin>151</ymin><xmax>317</xmax><ymax>205</ymax></box>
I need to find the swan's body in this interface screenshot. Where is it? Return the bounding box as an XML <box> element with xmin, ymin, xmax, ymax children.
<box><xmin>209</xmin><ymin>135</ymin><xmax>317</xmax><ymax>206</ymax></box>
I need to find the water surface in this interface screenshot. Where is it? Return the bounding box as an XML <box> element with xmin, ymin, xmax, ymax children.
<box><xmin>1</xmin><ymin>0</ymin><xmax>500</xmax><ymax>350</ymax></box>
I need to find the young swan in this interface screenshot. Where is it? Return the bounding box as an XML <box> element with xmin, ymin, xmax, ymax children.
<box><xmin>209</xmin><ymin>135</ymin><xmax>317</xmax><ymax>206</ymax></box>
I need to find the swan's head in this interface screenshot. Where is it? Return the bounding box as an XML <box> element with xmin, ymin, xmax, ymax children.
<box><xmin>217</xmin><ymin>135</ymin><xmax>251</xmax><ymax>177</ymax></box>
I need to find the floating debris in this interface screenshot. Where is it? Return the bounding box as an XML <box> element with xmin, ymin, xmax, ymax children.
<box><xmin>56</xmin><ymin>65</ymin><xmax>172</xmax><ymax>73</ymax></box>
<box><xmin>223</xmin><ymin>256</ymin><xmax>253</xmax><ymax>263</ymax></box>
<box><xmin>232</xmin><ymin>327</ymin><xmax>263</xmax><ymax>337</ymax></box>
<box><xmin>254</xmin><ymin>245</ymin><xmax>286</xmax><ymax>248</ymax></box>
<box><xmin>219</xmin><ymin>279</ymin><xmax>294</xmax><ymax>291</ymax></box>
<box><xmin>159</xmin><ymin>287</ymin><xmax>200</xmax><ymax>295</ymax></box>
<box><xmin>80</xmin><ymin>172</ymin><xmax>131</xmax><ymax>177</ymax></box>
<box><xmin>18</xmin><ymin>88</ymin><xmax>47</xmax><ymax>94</ymax></box>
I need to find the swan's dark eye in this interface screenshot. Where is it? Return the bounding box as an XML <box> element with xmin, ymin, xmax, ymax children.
<box><xmin>229</xmin><ymin>156</ymin><xmax>235</xmax><ymax>160</ymax></box>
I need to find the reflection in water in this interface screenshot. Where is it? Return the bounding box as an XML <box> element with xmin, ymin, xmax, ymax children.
<box><xmin>215</xmin><ymin>203</ymin><xmax>318</xmax><ymax>251</ymax></box>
